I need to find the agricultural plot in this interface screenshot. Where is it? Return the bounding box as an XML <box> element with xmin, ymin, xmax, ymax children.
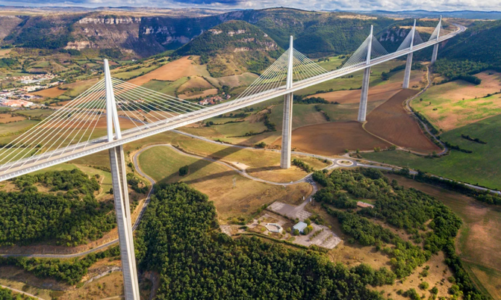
<box><xmin>365</xmin><ymin>89</ymin><xmax>441</xmax><ymax>152</ymax></box>
<box><xmin>280</xmin><ymin>121</ymin><xmax>391</xmax><ymax>155</ymax></box>
<box><xmin>412</xmin><ymin>71</ymin><xmax>501</xmax><ymax>131</ymax></box>
<box><xmin>362</xmin><ymin>113</ymin><xmax>501</xmax><ymax>190</ymax></box>
<box><xmin>137</xmin><ymin>145</ymin><xmax>312</xmax><ymax>221</ymax></box>
<box><xmin>141</xmin><ymin>78</ymin><xmax>189</xmax><ymax>96</ymax></box>
<box><xmin>294</xmin><ymin>60</ymin><xmax>405</xmax><ymax>96</ymax></box>
<box><xmin>128</xmin><ymin>56</ymin><xmax>210</xmax><ymax>86</ymax></box>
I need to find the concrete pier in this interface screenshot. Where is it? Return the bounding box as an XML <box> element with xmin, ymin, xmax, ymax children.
<box><xmin>109</xmin><ymin>146</ymin><xmax>140</xmax><ymax>300</ymax></box>
<box><xmin>431</xmin><ymin>44</ymin><xmax>439</xmax><ymax>63</ymax></box>
<box><xmin>403</xmin><ymin>52</ymin><xmax>413</xmax><ymax>88</ymax></box>
<box><xmin>280</xmin><ymin>36</ymin><xmax>294</xmax><ymax>169</ymax></box>
<box><xmin>280</xmin><ymin>93</ymin><xmax>293</xmax><ymax>168</ymax></box>
<box><xmin>104</xmin><ymin>59</ymin><xmax>140</xmax><ymax>300</ymax></box>
<box><xmin>357</xmin><ymin>67</ymin><xmax>371</xmax><ymax>122</ymax></box>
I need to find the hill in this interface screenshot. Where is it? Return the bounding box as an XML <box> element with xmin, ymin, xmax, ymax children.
<box><xmin>174</xmin><ymin>20</ymin><xmax>280</xmax><ymax>77</ymax></box>
<box><xmin>441</xmin><ymin>20</ymin><xmax>501</xmax><ymax>67</ymax></box>
<box><xmin>0</xmin><ymin>8</ymin><xmax>398</xmax><ymax>59</ymax></box>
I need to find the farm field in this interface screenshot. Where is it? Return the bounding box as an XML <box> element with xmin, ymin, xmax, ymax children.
<box><xmin>362</xmin><ymin>113</ymin><xmax>501</xmax><ymax>190</ymax></box>
<box><xmin>412</xmin><ymin>71</ymin><xmax>501</xmax><ymax>131</ymax></box>
<box><xmin>385</xmin><ymin>173</ymin><xmax>501</xmax><ymax>299</ymax></box>
<box><xmin>294</xmin><ymin>60</ymin><xmax>406</xmax><ymax>96</ymax></box>
<box><xmin>365</xmin><ymin>89</ymin><xmax>441</xmax><ymax>152</ymax></box>
<box><xmin>137</xmin><ymin>145</ymin><xmax>313</xmax><ymax>221</ymax></box>
<box><xmin>32</xmin><ymin>86</ymin><xmax>67</xmax><ymax>98</ymax></box>
<box><xmin>278</xmin><ymin>121</ymin><xmax>391</xmax><ymax>155</ymax></box>
<box><xmin>128</xmin><ymin>56</ymin><xmax>210</xmax><ymax>86</ymax></box>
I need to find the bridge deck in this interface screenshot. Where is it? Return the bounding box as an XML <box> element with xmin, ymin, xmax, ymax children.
<box><xmin>0</xmin><ymin>25</ymin><xmax>466</xmax><ymax>181</ymax></box>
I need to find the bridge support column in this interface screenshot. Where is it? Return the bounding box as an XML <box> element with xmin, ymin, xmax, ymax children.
<box><xmin>280</xmin><ymin>93</ymin><xmax>293</xmax><ymax>169</ymax></box>
<box><xmin>104</xmin><ymin>59</ymin><xmax>140</xmax><ymax>300</ymax></box>
<box><xmin>357</xmin><ymin>67</ymin><xmax>371</xmax><ymax>122</ymax></box>
<box><xmin>403</xmin><ymin>52</ymin><xmax>413</xmax><ymax>88</ymax></box>
<box><xmin>109</xmin><ymin>146</ymin><xmax>140</xmax><ymax>300</ymax></box>
<box><xmin>431</xmin><ymin>44</ymin><xmax>439</xmax><ymax>64</ymax></box>
<box><xmin>280</xmin><ymin>36</ymin><xmax>294</xmax><ymax>169</ymax></box>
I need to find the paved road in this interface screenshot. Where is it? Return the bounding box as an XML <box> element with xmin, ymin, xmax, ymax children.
<box><xmin>404</xmin><ymin>64</ymin><xmax>448</xmax><ymax>154</ymax></box>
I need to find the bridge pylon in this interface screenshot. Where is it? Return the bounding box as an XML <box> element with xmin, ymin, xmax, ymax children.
<box><xmin>280</xmin><ymin>36</ymin><xmax>294</xmax><ymax>169</ymax></box>
<box><xmin>104</xmin><ymin>59</ymin><xmax>140</xmax><ymax>300</ymax></box>
<box><xmin>431</xmin><ymin>16</ymin><xmax>442</xmax><ymax>64</ymax></box>
<box><xmin>357</xmin><ymin>25</ymin><xmax>373</xmax><ymax>123</ymax></box>
<box><xmin>403</xmin><ymin>19</ymin><xmax>417</xmax><ymax>89</ymax></box>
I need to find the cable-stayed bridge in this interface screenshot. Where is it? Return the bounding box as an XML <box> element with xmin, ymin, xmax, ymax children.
<box><xmin>0</xmin><ymin>19</ymin><xmax>464</xmax><ymax>300</ymax></box>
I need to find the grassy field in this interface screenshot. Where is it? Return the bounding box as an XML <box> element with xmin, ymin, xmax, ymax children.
<box><xmin>412</xmin><ymin>71</ymin><xmax>501</xmax><ymax>131</ymax></box>
<box><xmin>385</xmin><ymin>174</ymin><xmax>501</xmax><ymax>299</ymax></box>
<box><xmin>138</xmin><ymin>145</ymin><xmax>313</xmax><ymax>221</ymax></box>
<box><xmin>316</xmin><ymin>55</ymin><xmax>345</xmax><ymax>71</ymax></box>
<box><xmin>0</xmin><ymin>120</ymin><xmax>37</xmax><ymax>136</ymax></box>
<box><xmin>142</xmin><ymin>78</ymin><xmax>189</xmax><ymax>96</ymax></box>
<box><xmin>294</xmin><ymin>60</ymin><xmax>405</xmax><ymax>96</ymax></box>
<box><xmin>362</xmin><ymin>113</ymin><xmax>501</xmax><ymax>190</ymax></box>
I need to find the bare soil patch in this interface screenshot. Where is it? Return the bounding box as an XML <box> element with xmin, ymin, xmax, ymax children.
<box><xmin>0</xmin><ymin>114</ymin><xmax>25</xmax><ymax>123</ymax></box>
<box><xmin>365</xmin><ymin>89</ymin><xmax>440</xmax><ymax>152</ymax></box>
<box><xmin>179</xmin><ymin>88</ymin><xmax>218</xmax><ymax>100</ymax></box>
<box><xmin>276</xmin><ymin>121</ymin><xmax>391</xmax><ymax>156</ymax></box>
<box><xmin>309</xmin><ymin>82</ymin><xmax>402</xmax><ymax>104</ymax></box>
<box><xmin>128</xmin><ymin>56</ymin><xmax>208</xmax><ymax>85</ymax></box>
<box><xmin>32</xmin><ymin>86</ymin><xmax>66</xmax><ymax>98</ymax></box>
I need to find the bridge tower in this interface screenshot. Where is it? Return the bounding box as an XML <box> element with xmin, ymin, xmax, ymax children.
<box><xmin>280</xmin><ymin>36</ymin><xmax>294</xmax><ymax>169</ymax></box>
<box><xmin>357</xmin><ymin>25</ymin><xmax>373</xmax><ymax>123</ymax></box>
<box><xmin>403</xmin><ymin>20</ymin><xmax>417</xmax><ymax>89</ymax></box>
<box><xmin>431</xmin><ymin>16</ymin><xmax>442</xmax><ymax>64</ymax></box>
<box><xmin>104</xmin><ymin>60</ymin><xmax>140</xmax><ymax>300</ymax></box>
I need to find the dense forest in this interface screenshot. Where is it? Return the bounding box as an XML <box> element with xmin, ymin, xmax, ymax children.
<box><xmin>135</xmin><ymin>183</ymin><xmax>393</xmax><ymax>299</ymax></box>
<box><xmin>313</xmin><ymin>168</ymin><xmax>488</xmax><ymax>300</ymax></box>
<box><xmin>441</xmin><ymin>20</ymin><xmax>501</xmax><ymax>67</ymax></box>
<box><xmin>0</xmin><ymin>169</ymin><xmax>116</xmax><ymax>246</ymax></box>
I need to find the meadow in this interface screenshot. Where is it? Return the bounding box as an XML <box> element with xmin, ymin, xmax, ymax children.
<box><xmin>362</xmin><ymin>113</ymin><xmax>501</xmax><ymax>190</ymax></box>
<box><xmin>412</xmin><ymin>71</ymin><xmax>501</xmax><ymax>131</ymax></box>
<box><xmin>137</xmin><ymin>145</ymin><xmax>313</xmax><ymax>221</ymax></box>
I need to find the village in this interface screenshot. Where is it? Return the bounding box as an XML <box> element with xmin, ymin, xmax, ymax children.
<box><xmin>0</xmin><ymin>73</ymin><xmax>61</xmax><ymax>109</ymax></box>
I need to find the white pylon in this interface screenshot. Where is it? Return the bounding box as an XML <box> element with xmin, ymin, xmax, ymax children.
<box><xmin>104</xmin><ymin>59</ymin><xmax>140</xmax><ymax>300</ymax></box>
<box><xmin>280</xmin><ymin>36</ymin><xmax>294</xmax><ymax>169</ymax></box>
<box><xmin>403</xmin><ymin>20</ymin><xmax>416</xmax><ymax>88</ymax></box>
<box><xmin>358</xmin><ymin>25</ymin><xmax>373</xmax><ymax>123</ymax></box>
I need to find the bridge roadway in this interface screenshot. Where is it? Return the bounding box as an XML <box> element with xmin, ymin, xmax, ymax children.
<box><xmin>0</xmin><ymin>24</ymin><xmax>466</xmax><ymax>182</ymax></box>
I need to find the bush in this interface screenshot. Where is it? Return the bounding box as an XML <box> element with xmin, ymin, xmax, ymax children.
<box><xmin>179</xmin><ymin>165</ymin><xmax>189</xmax><ymax>176</ymax></box>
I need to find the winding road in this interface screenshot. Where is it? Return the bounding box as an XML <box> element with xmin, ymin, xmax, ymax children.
<box><xmin>1</xmin><ymin>123</ymin><xmax>499</xmax><ymax>259</ymax></box>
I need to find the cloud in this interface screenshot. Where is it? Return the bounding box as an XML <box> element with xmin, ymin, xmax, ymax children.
<box><xmin>170</xmin><ymin>0</ymin><xmax>244</xmax><ymax>5</ymax></box>
<box><xmin>1</xmin><ymin>0</ymin><xmax>500</xmax><ymax>10</ymax></box>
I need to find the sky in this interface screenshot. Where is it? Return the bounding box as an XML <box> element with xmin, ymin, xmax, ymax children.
<box><xmin>4</xmin><ymin>0</ymin><xmax>501</xmax><ymax>11</ymax></box>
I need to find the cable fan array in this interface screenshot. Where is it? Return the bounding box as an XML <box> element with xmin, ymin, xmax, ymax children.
<box><xmin>342</xmin><ymin>33</ymin><xmax>389</xmax><ymax>69</ymax></box>
<box><xmin>397</xmin><ymin>28</ymin><xmax>425</xmax><ymax>52</ymax></box>
<box><xmin>0</xmin><ymin>78</ymin><xmax>205</xmax><ymax>173</ymax></box>
<box><xmin>235</xmin><ymin>48</ymin><xmax>328</xmax><ymax>101</ymax></box>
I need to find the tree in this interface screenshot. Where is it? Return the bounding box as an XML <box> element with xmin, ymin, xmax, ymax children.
<box><xmin>179</xmin><ymin>165</ymin><xmax>189</xmax><ymax>176</ymax></box>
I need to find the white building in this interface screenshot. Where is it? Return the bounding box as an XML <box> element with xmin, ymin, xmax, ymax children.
<box><xmin>293</xmin><ymin>221</ymin><xmax>308</xmax><ymax>234</ymax></box>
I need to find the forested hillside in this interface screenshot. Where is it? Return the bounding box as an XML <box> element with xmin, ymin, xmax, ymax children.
<box><xmin>441</xmin><ymin>20</ymin><xmax>501</xmax><ymax>67</ymax></box>
<box><xmin>135</xmin><ymin>183</ymin><xmax>391</xmax><ymax>299</ymax></box>
<box><xmin>0</xmin><ymin>169</ymin><xmax>116</xmax><ymax>247</ymax></box>
<box><xmin>312</xmin><ymin>168</ymin><xmax>488</xmax><ymax>300</ymax></box>
<box><xmin>175</xmin><ymin>20</ymin><xmax>281</xmax><ymax>76</ymax></box>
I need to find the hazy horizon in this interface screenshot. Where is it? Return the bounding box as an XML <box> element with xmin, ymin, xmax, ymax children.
<box><xmin>4</xmin><ymin>0</ymin><xmax>501</xmax><ymax>12</ymax></box>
